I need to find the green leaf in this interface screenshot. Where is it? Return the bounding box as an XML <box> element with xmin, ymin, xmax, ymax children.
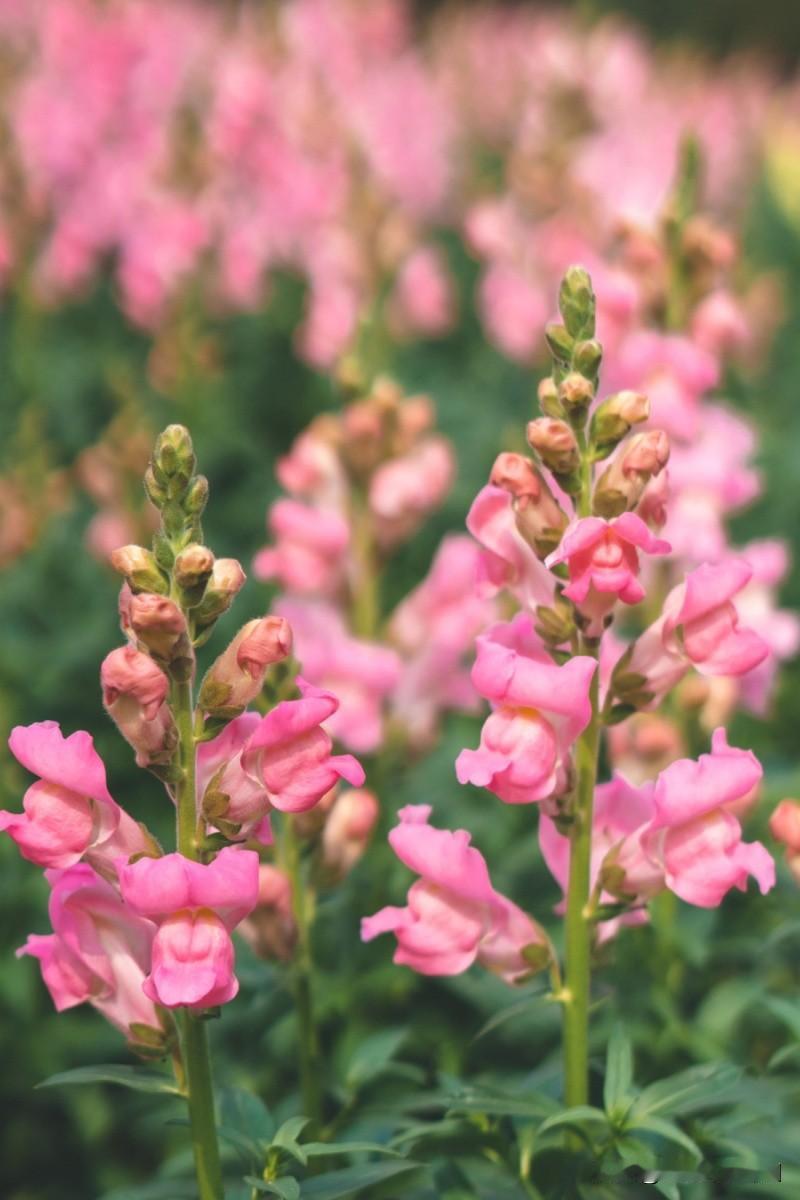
<box><xmin>537</xmin><ymin>1106</ymin><xmax>609</xmax><ymax>1139</ymax></box>
<box><xmin>763</xmin><ymin>994</ymin><xmax>800</xmax><ymax>1041</ymax></box>
<box><xmin>444</xmin><ymin>1083</ymin><xmax>560</xmax><ymax>1120</ymax></box>
<box><xmin>37</xmin><ymin>1064</ymin><xmax>180</xmax><ymax>1095</ymax></box>
<box><xmin>244</xmin><ymin>1178</ymin><xmax>301</xmax><ymax>1200</ymax></box>
<box><xmin>218</xmin><ymin>1086</ymin><xmax>275</xmax><ymax>1147</ymax></box>
<box><xmin>101</xmin><ymin>1184</ymin><xmax>197</xmax><ymax>1200</ymax></box>
<box><xmin>299</xmin><ymin>1161</ymin><xmax>422</xmax><ymax>1198</ymax></box>
<box><xmin>301</xmin><ymin>1142</ymin><xmax>402</xmax><ymax>1159</ymax></box>
<box><xmin>603</xmin><ymin>1024</ymin><xmax>633</xmax><ymax>1118</ymax></box>
<box><xmin>626</xmin><ymin>1114</ymin><xmax>702</xmax><ymax>1166</ymax></box>
<box><xmin>344</xmin><ymin>1028</ymin><xmax>407</xmax><ymax>1091</ymax></box>
<box><xmin>472</xmin><ymin>992</ymin><xmax>546</xmax><ymax>1042</ymax></box>
<box><xmin>630</xmin><ymin>1062</ymin><xmax>741</xmax><ymax>1118</ymax></box>
<box><xmin>272</xmin><ymin>1116</ymin><xmax>312</xmax><ymax>1166</ymax></box>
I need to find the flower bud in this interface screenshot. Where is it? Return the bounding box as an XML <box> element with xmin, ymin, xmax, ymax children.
<box><xmin>199</xmin><ymin>616</ymin><xmax>293</xmax><ymax>717</ymax></box>
<box><xmin>537</xmin><ymin>377</ymin><xmax>562</xmax><ymax>419</ymax></box>
<box><xmin>239</xmin><ymin>865</ymin><xmax>297</xmax><ymax>962</ymax></box>
<box><xmin>153</xmin><ymin>425</ymin><xmax>196</xmax><ymax>492</ymax></box>
<box><xmin>544</xmin><ymin>322</ymin><xmax>574</xmax><ymax>365</ymax></box>
<box><xmin>558</xmin><ymin>371</ymin><xmax>594</xmax><ymax>413</ymax></box>
<box><xmin>558</xmin><ymin>265</ymin><xmax>596</xmax><ymax>339</ymax></box>
<box><xmin>590</xmin><ymin>391</ymin><xmax>650</xmax><ymax>458</ymax></box>
<box><xmin>573</xmin><ymin>338</ymin><xmax>602</xmax><ymax>380</ymax></box>
<box><xmin>769</xmin><ymin>799</ymin><xmax>800</xmax><ymax>853</ymax></box>
<box><xmin>128</xmin><ymin>593</ymin><xmax>191</xmax><ymax>665</ymax></box>
<box><xmin>174</xmin><ymin>544</ymin><xmax>215</xmax><ymax>591</ymax></box>
<box><xmin>490</xmin><ymin>453</ymin><xmax>541</xmax><ymax>501</ymax></box>
<box><xmin>534</xmin><ymin>600</ymin><xmax>575</xmax><ymax>645</ymax></box>
<box><xmin>110</xmin><ymin>545</ymin><xmax>168</xmax><ymax>595</ymax></box>
<box><xmin>144</xmin><ymin>466</ymin><xmax>167</xmax><ymax>509</ymax></box>
<box><xmin>101</xmin><ymin>645</ymin><xmax>177</xmax><ymax>767</ymax></box>
<box><xmin>526</xmin><ymin>418</ymin><xmax>580</xmax><ymax>476</ymax></box>
<box><xmin>184</xmin><ymin>475</ymin><xmax>209</xmax><ymax>517</ymax></box>
<box><xmin>593</xmin><ymin>430</ymin><xmax>670</xmax><ymax>519</ymax></box>
<box><xmin>322</xmin><ymin>788</ymin><xmax>380</xmax><ymax>880</ymax></box>
<box><xmin>194</xmin><ymin>558</ymin><xmax>247</xmax><ymax>627</ymax></box>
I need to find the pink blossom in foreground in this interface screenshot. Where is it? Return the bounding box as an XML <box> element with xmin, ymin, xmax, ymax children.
<box><xmin>275</xmin><ymin>598</ymin><xmax>401</xmax><ymax>753</ymax></box>
<box><xmin>390</xmin><ymin>535</ymin><xmax>496</xmax><ymax>746</ymax></box>
<box><xmin>1</xmin><ymin>721</ymin><xmax>148</xmax><ymax>873</ymax></box>
<box><xmin>467</xmin><ymin>485</ymin><xmax>555</xmax><ymax>612</ymax></box>
<box><xmin>540</xmin><ymin>775</ymin><xmax>661</xmax><ymax>941</ymax></box>
<box><xmin>545</xmin><ymin>513</ymin><xmax>670</xmax><ymax>629</ymax></box>
<box><xmin>118</xmin><ymin>847</ymin><xmax>259</xmax><ymax>1009</ymax></box>
<box><xmin>196</xmin><ymin>713</ymin><xmax>273</xmax><ymax>844</ymax></box>
<box><xmin>641</xmin><ymin>729</ymin><xmax>774</xmax><ymax>907</ymax></box>
<box><xmin>624</xmin><ymin>559</ymin><xmax>769</xmax><ymax>705</ymax></box>
<box><xmin>253</xmin><ymin>499</ymin><xmax>350</xmax><ymax>596</ymax></box>
<box><xmin>18</xmin><ymin>863</ymin><xmax>159</xmax><ymax>1038</ymax></box>
<box><xmin>362</xmin><ymin>805</ymin><xmax>550</xmax><ymax>982</ymax></box>
<box><xmin>241</xmin><ymin>678</ymin><xmax>365</xmax><ymax>812</ymax></box>
<box><xmin>456</xmin><ymin>614</ymin><xmax>596</xmax><ymax>806</ymax></box>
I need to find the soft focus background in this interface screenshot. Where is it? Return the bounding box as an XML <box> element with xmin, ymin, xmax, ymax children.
<box><xmin>2</xmin><ymin>2</ymin><xmax>800</xmax><ymax>1197</ymax></box>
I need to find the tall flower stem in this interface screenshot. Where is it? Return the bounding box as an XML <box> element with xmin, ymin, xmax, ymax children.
<box><xmin>562</xmin><ymin>429</ymin><xmax>600</xmax><ymax>1107</ymax></box>
<box><xmin>282</xmin><ymin>817</ymin><xmax>323</xmax><ymax>1125</ymax></box>
<box><xmin>172</xmin><ymin>672</ymin><xmax>225</xmax><ymax>1200</ymax></box>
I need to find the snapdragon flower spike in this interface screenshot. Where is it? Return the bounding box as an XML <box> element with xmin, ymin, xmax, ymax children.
<box><xmin>622</xmin><ymin>558</ymin><xmax>769</xmax><ymax>706</ymax></box>
<box><xmin>118</xmin><ymin>847</ymin><xmax>259</xmax><ymax>1010</ymax></box>
<box><xmin>545</xmin><ymin>513</ymin><xmax>670</xmax><ymax>630</ymax></box>
<box><xmin>456</xmin><ymin>614</ymin><xmax>596</xmax><ymax>806</ymax></box>
<box><xmin>641</xmin><ymin>729</ymin><xmax>774</xmax><ymax>907</ymax></box>
<box><xmin>1</xmin><ymin>722</ymin><xmax>149</xmax><ymax>873</ymax></box>
<box><xmin>18</xmin><ymin>863</ymin><xmax>160</xmax><ymax>1040</ymax></box>
<box><xmin>467</xmin><ymin>485</ymin><xmax>555</xmax><ymax>611</ymax></box>
<box><xmin>362</xmin><ymin>806</ymin><xmax>550</xmax><ymax>982</ymax></box>
<box><xmin>241</xmin><ymin>679</ymin><xmax>365</xmax><ymax>812</ymax></box>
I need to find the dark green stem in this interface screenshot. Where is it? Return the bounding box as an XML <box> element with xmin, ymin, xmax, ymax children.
<box><xmin>283</xmin><ymin>819</ymin><xmax>322</xmax><ymax>1124</ymax></box>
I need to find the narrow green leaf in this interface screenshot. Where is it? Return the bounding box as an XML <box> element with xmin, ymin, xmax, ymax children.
<box><xmin>101</xmin><ymin>1183</ymin><xmax>197</xmax><ymax>1200</ymax></box>
<box><xmin>37</xmin><ymin>1064</ymin><xmax>180</xmax><ymax>1095</ymax></box>
<box><xmin>537</xmin><ymin>1106</ymin><xmax>609</xmax><ymax>1137</ymax></box>
<box><xmin>299</xmin><ymin>1160</ymin><xmax>422</xmax><ymax>1198</ymax></box>
<box><xmin>627</xmin><ymin>1114</ymin><xmax>702</xmax><ymax>1166</ymax></box>
<box><xmin>603</xmin><ymin>1024</ymin><xmax>633</xmax><ymax>1117</ymax></box>
<box><xmin>218</xmin><ymin>1087</ymin><xmax>275</xmax><ymax>1147</ymax></box>
<box><xmin>763</xmin><ymin>994</ymin><xmax>800</xmax><ymax>1041</ymax></box>
<box><xmin>301</xmin><ymin>1142</ymin><xmax>401</xmax><ymax>1159</ymax></box>
<box><xmin>444</xmin><ymin>1084</ymin><xmax>559</xmax><ymax>1120</ymax></box>
<box><xmin>344</xmin><ymin>1028</ymin><xmax>406</xmax><ymax>1091</ymax></box>
<box><xmin>245</xmin><ymin>1178</ymin><xmax>301</xmax><ymax>1200</ymax></box>
<box><xmin>631</xmin><ymin>1062</ymin><xmax>741</xmax><ymax>1118</ymax></box>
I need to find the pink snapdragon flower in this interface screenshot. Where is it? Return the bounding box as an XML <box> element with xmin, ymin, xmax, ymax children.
<box><xmin>734</xmin><ymin>541</ymin><xmax>800</xmax><ymax>714</ymax></box>
<box><xmin>241</xmin><ymin>678</ymin><xmax>365</xmax><ymax>812</ymax></box>
<box><xmin>602</xmin><ymin>330</ymin><xmax>719</xmax><ymax>441</ymax></box>
<box><xmin>456</xmin><ymin>614</ymin><xmax>596</xmax><ymax>806</ymax></box>
<box><xmin>368</xmin><ymin>435</ymin><xmax>455</xmax><ymax>547</ymax></box>
<box><xmin>478</xmin><ymin>262</ymin><xmax>547</xmax><ymax>363</ymax></box>
<box><xmin>19</xmin><ymin>862</ymin><xmax>159</xmax><ymax>1038</ymax></box>
<box><xmin>118</xmin><ymin>847</ymin><xmax>259</xmax><ymax>1009</ymax></box>
<box><xmin>545</xmin><ymin>513</ymin><xmax>670</xmax><ymax>629</ymax></box>
<box><xmin>540</xmin><ymin>774</ymin><xmax>661</xmax><ymax>940</ymax></box>
<box><xmin>253</xmin><ymin>498</ymin><xmax>350</xmax><ymax>595</ymax></box>
<box><xmin>467</xmin><ymin>485</ymin><xmax>554</xmax><ymax>611</ymax></box>
<box><xmin>389</xmin><ymin>536</ymin><xmax>496</xmax><ymax>746</ymax></box>
<box><xmin>198</xmin><ymin>616</ymin><xmax>292</xmax><ymax>716</ymax></box>
<box><xmin>1</xmin><ymin>722</ymin><xmax>148</xmax><ymax>873</ymax></box>
<box><xmin>624</xmin><ymin>559</ymin><xmax>769</xmax><ymax>705</ymax></box>
<box><xmin>641</xmin><ymin>729</ymin><xmax>774</xmax><ymax>907</ymax></box>
<box><xmin>196</xmin><ymin>713</ymin><xmax>273</xmax><ymax>844</ymax></box>
<box><xmin>362</xmin><ymin>805</ymin><xmax>550</xmax><ymax>982</ymax></box>
<box><xmin>274</xmin><ymin>599</ymin><xmax>401</xmax><ymax>754</ymax></box>
<box><xmin>390</xmin><ymin>245</ymin><xmax>455</xmax><ymax>337</ymax></box>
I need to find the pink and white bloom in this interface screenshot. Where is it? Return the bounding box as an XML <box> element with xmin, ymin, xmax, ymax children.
<box><xmin>1</xmin><ymin>722</ymin><xmax>148</xmax><ymax>873</ymax></box>
<box><xmin>467</xmin><ymin>485</ymin><xmax>554</xmax><ymax>612</ymax></box>
<box><xmin>624</xmin><ymin>559</ymin><xmax>769</xmax><ymax>705</ymax></box>
<box><xmin>641</xmin><ymin>729</ymin><xmax>774</xmax><ymax>908</ymax></box>
<box><xmin>362</xmin><ymin>805</ymin><xmax>550</xmax><ymax>982</ymax></box>
<box><xmin>546</xmin><ymin>513</ymin><xmax>670</xmax><ymax>628</ymax></box>
<box><xmin>19</xmin><ymin>863</ymin><xmax>159</xmax><ymax>1039</ymax></box>
<box><xmin>118</xmin><ymin>847</ymin><xmax>260</xmax><ymax>1009</ymax></box>
<box><xmin>253</xmin><ymin>498</ymin><xmax>350</xmax><ymax>596</ymax></box>
<box><xmin>456</xmin><ymin>614</ymin><xmax>596</xmax><ymax>806</ymax></box>
<box><xmin>241</xmin><ymin>679</ymin><xmax>365</xmax><ymax>812</ymax></box>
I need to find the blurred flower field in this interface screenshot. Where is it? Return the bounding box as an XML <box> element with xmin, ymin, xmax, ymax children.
<box><xmin>3</xmin><ymin>2</ymin><xmax>800</xmax><ymax>1199</ymax></box>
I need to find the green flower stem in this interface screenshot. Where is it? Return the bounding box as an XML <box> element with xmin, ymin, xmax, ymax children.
<box><xmin>282</xmin><ymin>817</ymin><xmax>322</xmax><ymax>1125</ymax></box>
<box><xmin>562</xmin><ymin>426</ymin><xmax>600</xmax><ymax>1108</ymax></box>
<box><xmin>350</xmin><ymin>491</ymin><xmax>380</xmax><ymax>640</ymax></box>
<box><xmin>172</xmin><ymin>673</ymin><xmax>225</xmax><ymax>1200</ymax></box>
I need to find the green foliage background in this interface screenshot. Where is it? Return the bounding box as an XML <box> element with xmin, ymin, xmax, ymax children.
<box><xmin>3</xmin><ymin>22</ymin><xmax>800</xmax><ymax>1200</ymax></box>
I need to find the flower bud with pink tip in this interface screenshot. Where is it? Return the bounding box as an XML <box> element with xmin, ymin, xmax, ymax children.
<box><xmin>621</xmin><ymin>559</ymin><xmax>769</xmax><ymax>707</ymax></box>
<box><xmin>1</xmin><ymin>722</ymin><xmax>149</xmax><ymax>873</ymax></box>
<box><xmin>110</xmin><ymin>544</ymin><xmax>167</xmax><ymax>594</ymax></box>
<box><xmin>526</xmin><ymin>418</ymin><xmax>580</xmax><ymax>478</ymax></box>
<box><xmin>198</xmin><ymin>616</ymin><xmax>292</xmax><ymax>718</ymax></box>
<box><xmin>127</xmin><ymin>592</ymin><xmax>189</xmax><ymax>663</ymax></box>
<box><xmin>545</xmin><ymin>513</ymin><xmax>670</xmax><ymax>630</ymax></box>
<box><xmin>118</xmin><ymin>847</ymin><xmax>259</xmax><ymax>1010</ymax></box>
<box><xmin>467</xmin><ymin>485</ymin><xmax>555</xmax><ymax>611</ymax></box>
<box><xmin>362</xmin><ymin>806</ymin><xmax>551</xmax><ymax>983</ymax></box>
<box><xmin>322</xmin><ymin>788</ymin><xmax>380</xmax><ymax>879</ymax></box>
<box><xmin>456</xmin><ymin>614</ymin><xmax>596</xmax><ymax>806</ymax></box>
<box><xmin>769</xmin><ymin>799</ymin><xmax>800</xmax><ymax>884</ymax></box>
<box><xmin>241</xmin><ymin>679</ymin><xmax>365</xmax><ymax>813</ymax></box>
<box><xmin>490</xmin><ymin>453</ymin><xmax>568</xmax><ymax>559</ymax></box>
<box><xmin>593</xmin><ymin>430</ymin><xmax>670</xmax><ymax>519</ymax></box>
<box><xmin>101</xmin><ymin>645</ymin><xmax>178</xmax><ymax>768</ymax></box>
<box><xmin>193</xmin><ymin>558</ymin><xmax>246</xmax><ymax>627</ymax></box>
<box><xmin>18</xmin><ymin>863</ymin><xmax>160</xmax><ymax>1041</ymax></box>
<box><xmin>641</xmin><ymin>729</ymin><xmax>774</xmax><ymax>907</ymax></box>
